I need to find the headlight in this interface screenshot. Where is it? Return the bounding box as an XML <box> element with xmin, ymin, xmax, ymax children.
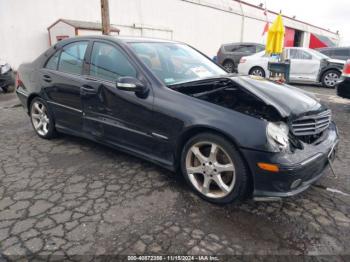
<box><xmin>0</xmin><ymin>63</ymin><xmax>11</xmax><ymax>74</ymax></box>
<box><xmin>266</xmin><ymin>122</ymin><xmax>290</xmax><ymax>152</ymax></box>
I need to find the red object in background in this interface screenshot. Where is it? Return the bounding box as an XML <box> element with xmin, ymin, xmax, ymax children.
<box><xmin>262</xmin><ymin>22</ymin><xmax>269</xmax><ymax>36</ymax></box>
<box><xmin>56</xmin><ymin>35</ymin><xmax>69</xmax><ymax>42</ymax></box>
<box><xmin>284</xmin><ymin>27</ymin><xmax>295</xmax><ymax>47</ymax></box>
<box><xmin>309</xmin><ymin>33</ymin><xmax>328</xmax><ymax>49</ymax></box>
<box><xmin>343</xmin><ymin>60</ymin><xmax>350</xmax><ymax>76</ymax></box>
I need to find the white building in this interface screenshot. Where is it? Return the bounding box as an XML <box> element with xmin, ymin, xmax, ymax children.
<box><xmin>0</xmin><ymin>0</ymin><xmax>340</xmax><ymax>69</ymax></box>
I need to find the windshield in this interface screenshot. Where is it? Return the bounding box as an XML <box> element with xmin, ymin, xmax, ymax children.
<box><xmin>307</xmin><ymin>48</ymin><xmax>330</xmax><ymax>59</ymax></box>
<box><xmin>129</xmin><ymin>42</ymin><xmax>227</xmax><ymax>85</ymax></box>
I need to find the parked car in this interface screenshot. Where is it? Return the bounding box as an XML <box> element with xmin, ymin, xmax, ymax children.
<box><xmin>317</xmin><ymin>47</ymin><xmax>350</xmax><ymax>61</ymax></box>
<box><xmin>0</xmin><ymin>60</ymin><xmax>15</xmax><ymax>92</ymax></box>
<box><xmin>336</xmin><ymin>59</ymin><xmax>350</xmax><ymax>99</ymax></box>
<box><xmin>217</xmin><ymin>42</ymin><xmax>265</xmax><ymax>73</ymax></box>
<box><xmin>238</xmin><ymin>47</ymin><xmax>345</xmax><ymax>88</ymax></box>
<box><xmin>16</xmin><ymin>36</ymin><xmax>338</xmax><ymax>204</ymax></box>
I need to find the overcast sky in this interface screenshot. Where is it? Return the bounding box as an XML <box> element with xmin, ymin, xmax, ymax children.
<box><xmin>247</xmin><ymin>0</ymin><xmax>350</xmax><ymax>46</ymax></box>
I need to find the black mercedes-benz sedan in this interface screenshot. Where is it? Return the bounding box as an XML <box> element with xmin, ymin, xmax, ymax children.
<box><xmin>16</xmin><ymin>36</ymin><xmax>339</xmax><ymax>204</ymax></box>
<box><xmin>336</xmin><ymin>59</ymin><xmax>350</xmax><ymax>99</ymax></box>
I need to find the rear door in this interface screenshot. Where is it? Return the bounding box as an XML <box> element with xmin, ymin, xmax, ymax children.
<box><xmin>40</xmin><ymin>41</ymin><xmax>89</xmax><ymax>132</ymax></box>
<box><xmin>81</xmin><ymin>40</ymin><xmax>155</xmax><ymax>154</ymax></box>
<box><xmin>289</xmin><ymin>49</ymin><xmax>321</xmax><ymax>82</ymax></box>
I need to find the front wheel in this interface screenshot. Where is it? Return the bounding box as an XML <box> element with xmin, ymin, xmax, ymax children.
<box><xmin>322</xmin><ymin>70</ymin><xmax>340</xmax><ymax>88</ymax></box>
<box><xmin>223</xmin><ymin>61</ymin><xmax>235</xmax><ymax>73</ymax></box>
<box><xmin>249</xmin><ymin>67</ymin><xmax>266</xmax><ymax>77</ymax></box>
<box><xmin>181</xmin><ymin>133</ymin><xmax>249</xmax><ymax>204</ymax></box>
<box><xmin>30</xmin><ymin>97</ymin><xmax>57</xmax><ymax>139</ymax></box>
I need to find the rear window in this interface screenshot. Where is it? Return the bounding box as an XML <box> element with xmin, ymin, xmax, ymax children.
<box><xmin>45</xmin><ymin>51</ymin><xmax>60</xmax><ymax>70</ymax></box>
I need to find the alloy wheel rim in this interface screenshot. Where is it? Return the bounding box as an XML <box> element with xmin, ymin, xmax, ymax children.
<box><xmin>31</xmin><ymin>101</ymin><xmax>50</xmax><ymax>136</ymax></box>
<box><xmin>251</xmin><ymin>69</ymin><xmax>263</xmax><ymax>76</ymax></box>
<box><xmin>324</xmin><ymin>72</ymin><xmax>339</xmax><ymax>87</ymax></box>
<box><xmin>185</xmin><ymin>142</ymin><xmax>236</xmax><ymax>198</ymax></box>
<box><xmin>224</xmin><ymin>63</ymin><xmax>233</xmax><ymax>72</ymax></box>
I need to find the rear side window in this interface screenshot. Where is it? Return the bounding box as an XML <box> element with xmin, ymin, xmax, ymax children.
<box><xmin>89</xmin><ymin>42</ymin><xmax>136</xmax><ymax>81</ymax></box>
<box><xmin>232</xmin><ymin>45</ymin><xmax>256</xmax><ymax>53</ymax></box>
<box><xmin>256</xmin><ymin>45</ymin><xmax>265</xmax><ymax>52</ymax></box>
<box><xmin>58</xmin><ymin>41</ymin><xmax>88</xmax><ymax>75</ymax></box>
<box><xmin>333</xmin><ymin>49</ymin><xmax>349</xmax><ymax>56</ymax></box>
<box><xmin>45</xmin><ymin>51</ymin><xmax>60</xmax><ymax>70</ymax></box>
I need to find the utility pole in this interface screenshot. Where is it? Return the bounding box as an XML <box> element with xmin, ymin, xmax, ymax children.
<box><xmin>101</xmin><ymin>0</ymin><xmax>110</xmax><ymax>35</ymax></box>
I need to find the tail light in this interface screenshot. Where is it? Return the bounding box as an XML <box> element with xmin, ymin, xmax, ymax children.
<box><xmin>15</xmin><ymin>72</ymin><xmax>22</xmax><ymax>88</ymax></box>
<box><xmin>240</xmin><ymin>58</ymin><xmax>246</xmax><ymax>64</ymax></box>
<box><xmin>343</xmin><ymin>60</ymin><xmax>350</xmax><ymax>77</ymax></box>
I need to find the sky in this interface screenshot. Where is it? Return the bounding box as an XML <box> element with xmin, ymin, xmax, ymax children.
<box><xmin>246</xmin><ymin>0</ymin><xmax>350</xmax><ymax>46</ymax></box>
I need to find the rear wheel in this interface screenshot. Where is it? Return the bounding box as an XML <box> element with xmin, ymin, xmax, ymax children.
<box><xmin>30</xmin><ymin>97</ymin><xmax>57</xmax><ymax>139</ymax></box>
<box><xmin>181</xmin><ymin>133</ymin><xmax>248</xmax><ymax>204</ymax></box>
<box><xmin>249</xmin><ymin>67</ymin><xmax>265</xmax><ymax>77</ymax></box>
<box><xmin>223</xmin><ymin>60</ymin><xmax>235</xmax><ymax>73</ymax></box>
<box><xmin>322</xmin><ymin>70</ymin><xmax>340</xmax><ymax>88</ymax></box>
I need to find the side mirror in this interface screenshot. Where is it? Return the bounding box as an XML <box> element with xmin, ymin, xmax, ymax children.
<box><xmin>116</xmin><ymin>77</ymin><xmax>148</xmax><ymax>95</ymax></box>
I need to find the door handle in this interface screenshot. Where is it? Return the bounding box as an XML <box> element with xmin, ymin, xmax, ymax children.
<box><xmin>43</xmin><ymin>75</ymin><xmax>52</xmax><ymax>83</ymax></box>
<box><xmin>81</xmin><ymin>85</ymin><xmax>98</xmax><ymax>94</ymax></box>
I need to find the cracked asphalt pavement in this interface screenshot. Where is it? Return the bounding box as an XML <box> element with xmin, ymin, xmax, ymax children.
<box><xmin>0</xmin><ymin>86</ymin><xmax>349</xmax><ymax>260</ymax></box>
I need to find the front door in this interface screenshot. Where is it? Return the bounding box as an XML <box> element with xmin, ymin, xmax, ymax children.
<box><xmin>289</xmin><ymin>49</ymin><xmax>321</xmax><ymax>82</ymax></box>
<box><xmin>81</xmin><ymin>41</ymin><xmax>155</xmax><ymax>155</ymax></box>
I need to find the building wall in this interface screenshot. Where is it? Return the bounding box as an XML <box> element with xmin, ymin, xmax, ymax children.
<box><xmin>0</xmin><ymin>0</ymin><xmax>340</xmax><ymax>69</ymax></box>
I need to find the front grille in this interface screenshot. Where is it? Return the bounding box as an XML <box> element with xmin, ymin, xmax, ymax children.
<box><xmin>291</xmin><ymin>110</ymin><xmax>331</xmax><ymax>136</ymax></box>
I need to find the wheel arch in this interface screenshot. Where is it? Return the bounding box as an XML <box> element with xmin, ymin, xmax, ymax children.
<box><xmin>222</xmin><ymin>58</ymin><xmax>235</xmax><ymax>66</ymax></box>
<box><xmin>174</xmin><ymin>126</ymin><xmax>254</xmax><ymax>196</ymax></box>
<box><xmin>26</xmin><ymin>93</ymin><xmax>41</xmax><ymax>114</ymax></box>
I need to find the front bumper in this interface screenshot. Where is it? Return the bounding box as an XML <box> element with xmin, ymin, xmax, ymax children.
<box><xmin>336</xmin><ymin>76</ymin><xmax>350</xmax><ymax>99</ymax></box>
<box><xmin>0</xmin><ymin>70</ymin><xmax>15</xmax><ymax>88</ymax></box>
<box><xmin>241</xmin><ymin>122</ymin><xmax>339</xmax><ymax>198</ymax></box>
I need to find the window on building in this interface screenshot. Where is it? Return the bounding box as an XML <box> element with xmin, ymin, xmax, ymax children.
<box><xmin>89</xmin><ymin>42</ymin><xmax>137</xmax><ymax>81</ymax></box>
<box><xmin>58</xmin><ymin>41</ymin><xmax>88</xmax><ymax>75</ymax></box>
<box><xmin>45</xmin><ymin>51</ymin><xmax>60</xmax><ymax>70</ymax></box>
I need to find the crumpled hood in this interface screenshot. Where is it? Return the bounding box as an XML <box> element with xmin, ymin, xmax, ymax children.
<box><xmin>232</xmin><ymin>76</ymin><xmax>326</xmax><ymax>119</ymax></box>
<box><xmin>328</xmin><ymin>58</ymin><xmax>346</xmax><ymax>65</ymax></box>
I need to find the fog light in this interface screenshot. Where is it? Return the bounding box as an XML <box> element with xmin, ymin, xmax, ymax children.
<box><xmin>290</xmin><ymin>179</ymin><xmax>302</xmax><ymax>189</ymax></box>
<box><xmin>257</xmin><ymin>162</ymin><xmax>279</xmax><ymax>173</ymax></box>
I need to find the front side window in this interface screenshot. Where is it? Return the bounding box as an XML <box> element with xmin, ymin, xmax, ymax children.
<box><xmin>130</xmin><ymin>42</ymin><xmax>227</xmax><ymax>85</ymax></box>
<box><xmin>289</xmin><ymin>49</ymin><xmax>312</xmax><ymax>60</ymax></box>
<box><xmin>45</xmin><ymin>51</ymin><xmax>60</xmax><ymax>70</ymax></box>
<box><xmin>58</xmin><ymin>41</ymin><xmax>88</xmax><ymax>75</ymax></box>
<box><xmin>89</xmin><ymin>42</ymin><xmax>137</xmax><ymax>82</ymax></box>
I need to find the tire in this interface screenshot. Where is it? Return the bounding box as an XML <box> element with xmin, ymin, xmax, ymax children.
<box><xmin>223</xmin><ymin>60</ymin><xmax>235</xmax><ymax>73</ymax></box>
<box><xmin>322</xmin><ymin>70</ymin><xmax>340</xmax><ymax>88</ymax></box>
<box><xmin>30</xmin><ymin>97</ymin><xmax>57</xmax><ymax>139</ymax></box>
<box><xmin>249</xmin><ymin>67</ymin><xmax>266</xmax><ymax>77</ymax></box>
<box><xmin>1</xmin><ymin>86</ymin><xmax>8</xmax><ymax>93</ymax></box>
<box><xmin>181</xmin><ymin>133</ymin><xmax>249</xmax><ymax>204</ymax></box>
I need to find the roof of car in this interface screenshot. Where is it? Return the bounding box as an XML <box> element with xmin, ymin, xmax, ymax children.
<box><xmin>52</xmin><ymin>35</ymin><xmax>183</xmax><ymax>50</ymax></box>
<box><xmin>316</xmin><ymin>47</ymin><xmax>350</xmax><ymax>51</ymax></box>
<box><xmin>222</xmin><ymin>42</ymin><xmax>264</xmax><ymax>46</ymax></box>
